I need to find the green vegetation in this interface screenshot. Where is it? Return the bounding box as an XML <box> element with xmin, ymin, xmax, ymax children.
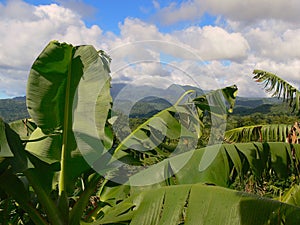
<box><xmin>0</xmin><ymin>97</ymin><xmax>29</xmax><ymax>122</ymax></box>
<box><xmin>0</xmin><ymin>41</ymin><xmax>300</xmax><ymax>225</ymax></box>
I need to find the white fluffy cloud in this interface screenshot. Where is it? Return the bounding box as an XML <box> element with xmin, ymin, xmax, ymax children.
<box><xmin>105</xmin><ymin>18</ymin><xmax>251</xmax><ymax>92</ymax></box>
<box><xmin>246</xmin><ymin>27</ymin><xmax>300</xmax><ymax>62</ymax></box>
<box><xmin>0</xmin><ymin>0</ymin><xmax>299</xmax><ymax>99</ymax></box>
<box><xmin>0</xmin><ymin>0</ymin><xmax>103</xmax><ymax>97</ymax></box>
<box><xmin>150</xmin><ymin>0</ymin><xmax>300</xmax><ymax>96</ymax></box>
<box><xmin>173</xmin><ymin>26</ymin><xmax>249</xmax><ymax>61</ymax></box>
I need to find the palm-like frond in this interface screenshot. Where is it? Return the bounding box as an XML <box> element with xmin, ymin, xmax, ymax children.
<box><xmin>253</xmin><ymin>69</ymin><xmax>300</xmax><ymax>115</ymax></box>
<box><xmin>225</xmin><ymin>124</ymin><xmax>293</xmax><ymax>143</ymax></box>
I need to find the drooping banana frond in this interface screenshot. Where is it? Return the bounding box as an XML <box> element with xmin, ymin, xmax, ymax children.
<box><xmin>225</xmin><ymin>124</ymin><xmax>293</xmax><ymax>143</ymax></box>
<box><xmin>113</xmin><ymin>85</ymin><xmax>238</xmax><ymax>165</ymax></box>
<box><xmin>127</xmin><ymin>142</ymin><xmax>300</xmax><ymax>188</ymax></box>
<box><xmin>88</xmin><ymin>141</ymin><xmax>300</xmax><ymax>223</ymax></box>
<box><xmin>87</xmin><ymin>183</ymin><xmax>300</xmax><ymax>225</ymax></box>
<box><xmin>253</xmin><ymin>69</ymin><xmax>300</xmax><ymax>115</ymax></box>
<box><xmin>193</xmin><ymin>84</ymin><xmax>238</xmax><ymax>115</ymax></box>
<box><xmin>112</xmin><ymin>90</ymin><xmax>203</xmax><ymax>163</ymax></box>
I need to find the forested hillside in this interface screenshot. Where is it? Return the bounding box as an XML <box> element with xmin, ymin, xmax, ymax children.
<box><xmin>0</xmin><ymin>86</ymin><xmax>297</xmax><ymax>129</ymax></box>
<box><xmin>0</xmin><ymin>96</ymin><xmax>29</xmax><ymax>122</ymax></box>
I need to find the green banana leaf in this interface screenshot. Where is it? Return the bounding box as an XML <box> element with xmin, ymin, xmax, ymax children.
<box><xmin>8</xmin><ymin>118</ymin><xmax>37</xmax><ymax>140</ymax></box>
<box><xmin>281</xmin><ymin>184</ymin><xmax>300</xmax><ymax>207</ymax></box>
<box><xmin>193</xmin><ymin>84</ymin><xmax>238</xmax><ymax>115</ymax></box>
<box><xmin>88</xmin><ymin>184</ymin><xmax>300</xmax><ymax>225</ymax></box>
<box><xmin>107</xmin><ymin>86</ymin><xmax>238</xmax><ymax>183</ymax></box>
<box><xmin>0</xmin><ymin>170</ymin><xmax>49</xmax><ymax>225</ymax></box>
<box><xmin>225</xmin><ymin>124</ymin><xmax>293</xmax><ymax>143</ymax></box>
<box><xmin>0</xmin><ymin>118</ymin><xmax>28</xmax><ymax>172</ymax></box>
<box><xmin>0</xmin><ymin>118</ymin><xmax>14</xmax><ymax>158</ymax></box>
<box><xmin>114</xmin><ymin>91</ymin><xmax>202</xmax><ymax>151</ymax></box>
<box><xmin>127</xmin><ymin>142</ymin><xmax>298</xmax><ymax>187</ymax></box>
<box><xmin>21</xmin><ymin>41</ymin><xmax>112</xmax><ymax>224</ymax></box>
<box><xmin>25</xmin><ymin>41</ymin><xmax>112</xmax><ymax>192</ymax></box>
<box><xmin>91</xmin><ymin>139</ymin><xmax>298</xmax><ymax>223</ymax></box>
<box><xmin>253</xmin><ymin>69</ymin><xmax>300</xmax><ymax>115</ymax></box>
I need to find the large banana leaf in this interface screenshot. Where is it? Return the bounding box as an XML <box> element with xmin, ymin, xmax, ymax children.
<box><xmin>8</xmin><ymin>118</ymin><xmax>36</xmax><ymax>141</ymax></box>
<box><xmin>253</xmin><ymin>69</ymin><xmax>300</xmax><ymax>115</ymax></box>
<box><xmin>114</xmin><ymin>90</ymin><xmax>202</xmax><ymax>150</ymax></box>
<box><xmin>22</xmin><ymin>41</ymin><xmax>112</xmax><ymax>224</ymax></box>
<box><xmin>225</xmin><ymin>124</ymin><xmax>293</xmax><ymax>143</ymax></box>
<box><xmin>0</xmin><ymin>118</ymin><xmax>14</xmax><ymax>158</ymax></box>
<box><xmin>194</xmin><ymin>84</ymin><xmax>238</xmax><ymax>114</ymax></box>
<box><xmin>194</xmin><ymin>85</ymin><xmax>238</xmax><ymax>170</ymax></box>
<box><xmin>25</xmin><ymin>41</ymin><xmax>111</xmax><ymax>191</ymax></box>
<box><xmin>93</xmin><ymin>141</ymin><xmax>296</xmax><ymax>218</ymax></box>
<box><xmin>88</xmin><ymin>183</ymin><xmax>300</xmax><ymax>225</ymax></box>
<box><xmin>126</xmin><ymin>142</ymin><xmax>298</xmax><ymax>187</ymax></box>
<box><xmin>107</xmin><ymin>86</ymin><xmax>238</xmax><ymax>183</ymax></box>
<box><xmin>87</xmin><ymin>142</ymin><xmax>300</xmax><ymax>224</ymax></box>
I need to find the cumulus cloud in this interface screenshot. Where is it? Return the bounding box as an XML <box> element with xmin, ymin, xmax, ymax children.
<box><xmin>203</xmin><ymin>0</ymin><xmax>300</xmax><ymax>25</ymax></box>
<box><xmin>246</xmin><ymin>27</ymin><xmax>300</xmax><ymax>62</ymax></box>
<box><xmin>155</xmin><ymin>0</ymin><xmax>300</xmax><ymax>25</ymax></box>
<box><xmin>151</xmin><ymin>0</ymin><xmax>300</xmax><ymax>97</ymax></box>
<box><xmin>109</xmin><ymin>18</ymin><xmax>249</xmax><ymax>61</ymax></box>
<box><xmin>173</xmin><ymin>26</ymin><xmax>249</xmax><ymax>61</ymax></box>
<box><xmin>105</xmin><ymin>18</ymin><xmax>251</xmax><ymax>91</ymax></box>
<box><xmin>0</xmin><ymin>0</ymin><xmax>104</xmax><ymax>97</ymax></box>
<box><xmin>154</xmin><ymin>1</ymin><xmax>202</xmax><ymax>25</ymax></box>
<box><xmin>1</xmin><ymin>0</ymin><xmax>299</xmax><ymax>99</ymax></box>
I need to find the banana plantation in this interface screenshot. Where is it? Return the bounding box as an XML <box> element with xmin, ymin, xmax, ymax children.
<box><xmin>1</xmin><ymin>41</ymin><xmax>300</xmax><ymax>224</ymax></box>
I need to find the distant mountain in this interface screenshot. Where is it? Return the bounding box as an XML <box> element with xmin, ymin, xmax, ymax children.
<box><xmin>235</xmin><ymin>96</ymin><xmax>282</xmax><ymax>108</ymax></box>
<box><xmin>111</xmin><ymin>83</ymin><xmax>204</xmax><ymax>102</ymax></box>
<box><xmin>0</xmin><ymin>84</ymin><xmax>292</xmax><ymax>122</ymax></box>
<box><xmin>232</xmin><ymin>96</ymin><xmax>289</xmax><ymax>115</ymax></box>
<box><xmin>0</xmin><ymin>96</ymin><xmax>28</xmax><ymax>122</ymax></box>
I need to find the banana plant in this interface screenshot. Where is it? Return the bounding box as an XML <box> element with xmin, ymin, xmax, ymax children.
<box><xmin>106</xmin><ymin>85</ymin><xmax>238</xmax><ymax>182</ymax></box>
<box><xmin>87</xmin><ymin>141</ymin><xmax>300</xmax><ymax>224</ymax></box>
<box><xmin>127</xmin><ymin>142</ymin><xmax>300</xmax><ymax>187</ymax></box>
<box><xmin>0</xmin><ymin>40</ymin><xmax>238</xmax><ymax>224</ymax></box>
<box><xmin>89</xmin><ymin>184</ymin><xmax>300</xmax><ymax>225</ymax></box>
<box><xmin>224</xmin><ymin>70</ymin><xmax>300</xmax><ymax>144</ymax></box>
<box><xmin>0</xmin><ymin>41</ymin><xmax>112</xmax><ymax>225</ymax></box>
<box><xmin>68</xmin><ymin>69</ymin><xmax>300</xmax><ymax>224</ymax></box>
<box><xmin>83</xmin><ymin>70</ymin><xmax>300</xmax><ymax>224</ymax></box>
<box><xmin>253</xmin><ymin>69</ymin><xmax>300</xmax><ymax>116</ymax></box>
<box><xmin>224</xmin><ymin>124</ymin><xmax>293</xmax><ymax>143</ymax></box>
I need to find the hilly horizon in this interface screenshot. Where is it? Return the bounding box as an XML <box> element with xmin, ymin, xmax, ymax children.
<box><xmin>0</xmin><ymin>83</ymin><xmax>287</xmax><ymax>122</ymax></box>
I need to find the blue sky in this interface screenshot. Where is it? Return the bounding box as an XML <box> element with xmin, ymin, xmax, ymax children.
<box><xmin>21</xmin><ymin>0</ymin><xmax>217</xmax><ymax>33</ymax></box>
<box><xmin>0</xmin><ymin>0</ymin><xmax>300</xmax><ymax>98</ymax></box>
